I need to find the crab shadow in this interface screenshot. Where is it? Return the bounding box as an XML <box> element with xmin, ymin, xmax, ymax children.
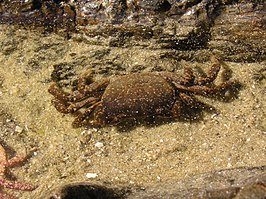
<box><xmin>115</xmin><ymin>81</ymin><xmax>242</xmax><ymax>132</ymax></box>
<box><xmin>115</xmin><ymin>109</ymin><xmax>207</xmax><ymax>132</ymax></box>
<box><xmin>115</xmin><ymin>104</ymin><xmax>215</xmax><ymax>132</ymax></box>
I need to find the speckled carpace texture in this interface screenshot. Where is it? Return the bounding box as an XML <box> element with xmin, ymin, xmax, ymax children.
<box><xmin>0</xmin><ymin>25</ymin><xmax>265</xmax><ymax>198</ymax></box>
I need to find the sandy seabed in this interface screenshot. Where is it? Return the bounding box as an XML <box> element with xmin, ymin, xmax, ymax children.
<box><xmin>0</xmin><ymin>25</ymin><xmax>265</xmax><ymax>198</ymax></box>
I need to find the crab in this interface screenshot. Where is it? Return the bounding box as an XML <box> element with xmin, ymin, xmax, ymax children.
<box><xmin>0</xmin><ymin>143</ymin><xmax>36</xmax><ymax>199</ymax></box>
<box><xmin>48</xmin><ymin>56</ymin><xmax>237</xmax><ymax>128</ymax></box>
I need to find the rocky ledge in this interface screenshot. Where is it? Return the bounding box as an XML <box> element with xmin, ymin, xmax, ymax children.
<box><xmin>0</xmin><ymin>0</ymin><xmax>265</xmax><ymax>62</ymax></box>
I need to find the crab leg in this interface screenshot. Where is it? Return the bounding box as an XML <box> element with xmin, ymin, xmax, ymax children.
<box><xmin>170</xmin><ymin>100</ymin><xmax>183</xmax><ymax>117</ymax></box>
<box><xmin>72</xmin><ymin>101</ymin><xmax>102</xmax><ymax>128</ymax></box>
<box><xmin>76</xmin><ymin>79</ymin><xmax>109</xmax><ymax>98</ymax></box>
<box><xmin>173</xmin><ymin>80</ymin><xmax>237</xmax><ymax>95</ymax></box>
<box><xmin>48</xmin><ymin>80</ymin><xmax>109</xmax><ymax>103</ymax></box>
<box><xmin>179</xmin><ymin>93</ymin><xmax>206</xmax><ymax>108</ymax></box>
<box><xmin>52</xmin><ymin>97</ymin><xmax>99</xmax><ymax>113</ymax></box>
<box><xmin>48</xmin><ymin>83</ymin><xmax>72</xmax><ymax>102</ymax></box>
<box><xmin>67</xmin><ymin>97</ymin><xmax>100</xmax><ymax>112</ymax></box>
<box><xmin>195</xmin><ymin>56</ymin><xmax>221</xmax><ymax>85</ymax></box>
<box><xmin>77</xmin><ymin>70</ymin><xmax>110</xmax><ymax>95</ymax></box>
<box><xmin>76</xmin><ymin>70</ymin><xmax>94</xmax><ymax>94</ymax></box>
<box><xmin>180</xmin><ymin>66</ymin><xmax>195</xmax><ymax>85</ymax></box>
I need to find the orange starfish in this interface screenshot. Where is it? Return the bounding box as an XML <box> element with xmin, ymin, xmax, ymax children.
<box><xmin>0</xmin><ymin>144</ymin><xmax>36</xmax><ymax>199</ymax></box>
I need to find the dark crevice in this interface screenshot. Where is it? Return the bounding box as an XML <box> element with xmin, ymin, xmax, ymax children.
<box><xmin>31</xmin><ymin>0</ymin><xmax>42</xmax><ymax>10</ymax></box>
<box><xmin>48</xmin><ymin>183</ymin><xmax>128</xmax><ymax>199</ymax></box>
<box><xmin>155</xmin><ymin>0</ymin><xmax>171</xmax><ymax>12</ymax></box>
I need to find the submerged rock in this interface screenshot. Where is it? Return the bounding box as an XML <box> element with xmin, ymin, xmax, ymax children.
<box><xmin>0</xmin><ymin>0</ymin><xmax>265</xmax><ymax>61</ymax></box>
<box><xmin>43</xmin><ymin>166</ymin><xmax>266</xmax><ymax>199</ymax></box>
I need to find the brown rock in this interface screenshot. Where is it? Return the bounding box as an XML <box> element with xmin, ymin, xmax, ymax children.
<box><xmin>0</xmin><ymin>0</ymin><xmax>265</xmax><ymax>61</ymax></box>
<box><xmin>43</xmin><ymin>166</ymin><xmax>266</xmax><ymax>199</ymax></box>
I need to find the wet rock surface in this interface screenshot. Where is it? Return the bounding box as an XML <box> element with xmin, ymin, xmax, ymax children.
<box><xmin>44</xmin><ymin>166</ymin><xmax>266</xmax><ymax>199</ymax></box>
<box><xmin>0</xmin><ymin>0</ymin><xmax>265</xmax><ymax>61</ymax></box>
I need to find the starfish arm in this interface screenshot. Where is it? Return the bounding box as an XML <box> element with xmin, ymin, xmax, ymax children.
<box><xmin>6</xmin><ymin>154</ymin><xmax>28</xmax><ymax>168</ymax></box>
<box><xmin>0</xmin><ymin>179</ymin><xmax>35</xmax><ymax>191</ymax></box>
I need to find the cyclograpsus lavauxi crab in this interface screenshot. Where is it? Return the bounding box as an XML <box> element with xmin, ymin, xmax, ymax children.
<box><xmin>48</xmin><ymin>57</ymin><xmax>238</xmax><ymax>128</ymax></box>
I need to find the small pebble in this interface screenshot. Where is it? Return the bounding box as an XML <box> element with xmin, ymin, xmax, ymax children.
<box><xmin>85</xmin><ymin>173</ymin><xmax>98</xmax><ymax>179</ymax></box>
<box><xmin>15</xmin><ymin>126</ymin><xmax>23</xmax><ymax>133</ymax></box>
<box><xmin>95</xmin><ymin>142</ymin><xmax>104</xmax><ymax>148</ymax></box>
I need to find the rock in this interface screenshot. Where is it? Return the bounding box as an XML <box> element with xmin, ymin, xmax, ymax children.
<box><xmin>0</xmin><ymin>0</ymin><xmax>76</xmax><ymax>33</ymax></box>
<box><xmin>128</xmin><ymin>166</ymin><xmax>266</xmax><ymax>199</ymax></box>
<box><xmin>0</xmin><ymin>0</ymin><xmax>265</xmax><ymax>61</ymax></box>
<box><xmin>42</xmin><ymin>166</ymin><xmax>266</xmax><ymax>199</ymax></box>
<box><xmin>209</xmin><ymin>2</ymin><xmax>266</xmax><ymax>62</ymax></box>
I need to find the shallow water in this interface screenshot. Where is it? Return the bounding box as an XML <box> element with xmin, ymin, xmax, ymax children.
<box><xmin>0</xmin><ymin>24</ymin><xmax>265</xmax><ymax>198</ymax></box>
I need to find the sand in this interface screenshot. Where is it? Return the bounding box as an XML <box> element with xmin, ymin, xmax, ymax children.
<box><xmin>0</xmin><ymin>24</ymin><xmax>265</xmax><ymax>198</ymax></box>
